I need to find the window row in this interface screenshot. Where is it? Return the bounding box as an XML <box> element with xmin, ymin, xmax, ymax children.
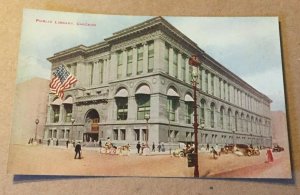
<box><xmin>117</xmin><ymin>41</ymin><xmax>154</xmax><ymax>79</ymax></box>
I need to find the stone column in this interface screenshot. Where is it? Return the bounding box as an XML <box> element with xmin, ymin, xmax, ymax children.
<box><xmin>122</xmin><ymin>49</ymin><xmax>127</xmax><ymax>78</ymax></box>
<box><xmin>143</xmin><ymin>43</ymin><xmax>148</xmax><ymax>74</ymax></box>
<box><xmin>76</xmin><ymin>61</ymin><xmax>86</xmax><ymax>87</ymax></box>
<box><xmin>207</xmin><ymin>72</ymin><xmax>211</xmax><ymax>95</ymax></box>
<box><xmin>178</xmin><ymin>53</ymin><xmax>182</xmax><ymax>81</ymax></box>
<box><xmin>185</xmin><ymin>59</ymin><xmax>190</xmax><ymax>84</ymax></box>
<box><xmin>92</xmin><ymin>61</ymin><xmax>99</xmax><ymax>86</ymax></box>
<box><xmin>154</xmin><ymin>38</ymin><xmax>165</xmax><ymax>73</ymax></box>
<box><xmin>109</xmin><ymin>52</ymin><xmax>118</xmax><ymax>82</ymax></box>
<box><xmin>102</xmin><ymin>58</ymin><xmax>108</xmax><ymax>84</ymax></box>
<box><xmin>214</xmin><ymin>75</ymin><xmax>218</xmax><ymax>98</ymax></box>
<box><xmin>59</xmin><ymin>105</ymin><xmax>64</xmax><ymax>123</ymax></box>
<box><xmin>132</xmin><ymin>46</ymin><xmax>137</xmax><ymax>76</ymax></box>
<box><xmin>168</xmin><ymin>47</ymin><xmax>173</xmax><ymax>76</ymax></box>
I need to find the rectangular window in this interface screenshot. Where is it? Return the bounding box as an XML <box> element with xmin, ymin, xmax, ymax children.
<box><xmin>99</xmin><ymin>60</ymin><xmax>104</xmax><ymax>83</ymax></box>
<box><xmin>120</xmin><ymin>129</ymin><xmax>126</xmax><ymax>140</ymax></box>
<box><xmin>117</xmin><ymin>52</ymin><xmax>123</xmax><ymax>79</ymax></box>
<box><xmin>52</xmin><ymin>105</ymin><xmax>60</xmax><ymax>123</ymax></box>
<box><xmin>167</xmin><ymin>97</ymin><xmax>176</xmax><ymax>121</ymax></box>
<box><xmin>137</xmin><ymin>46</ymin><xmax>143</xmax><ymax>75</ymax></box>
<box><xmin>127</xmin><ymin>49</ymin><xmax>133</xmax><ymax>76</ymax></box>
<box><xmin>148</xmin><ymin>42</ymin><xmax>154</xmax><ymax>72</ymax></box>
<box><xmin>189</xmin><ymin>66</ymin><xmax>193</xmax><ymax>83</ymax></box>
<box><xmin>116</xmin><ymin>97</ymin><xmax>128</xmax><ymax>120</ymax></box>
<box><xmin>113</xmin><ymin>129</ymin><xmax>118</xmax><ymax>140</ymax></box>
<box><xmin>164</xmin><ymin>44</ymin><xmax>169</xmax><ymax>73</ymax></box>
<box><xmin>174</xmin><ymin>131</ymin><xmax>179</xmax><ymax>139</ymax></box>
<box><xmin>173</xmin><ymin>50</ymin><xmax>178</xmax><ymax>78</ymax></box>
<box><xmin>219</xmin><ymin>79</ymin><xmax>222</xmax><ymax>98</ymax></box>
<box><xmin>64</xmin><ymin>104</ymin><xmax>72</xmax><ymax>122</ymax></box>
<box><xmin>134</xmin><ymin>129</ymin><xmax>140</xmax><ymax>141</ymax></box>
<box><xmin>137</xmin><ymin>95</ymin><xmax>150</xmax><ymax>120</ymax></box>
<box><xmin>185</xmin><ymin>102</ymin><xmax>193</xmax><ymax>124</ymax></box>
<box><xmin>181</xmin><ymin>56</ymin><xmax>186</xmax><ymax>82</ymax></box>
<box><xmin>199</xmin><ymin>68</ymin><xmax>202</xmax><ymax>90</ymax></box>
<box><xmin>211</xmin><ymin>74</ymin><xmax>214</xmax><ymax>96</ymax></box>
<box><xmin>205</xmin><ymin>71</ymin><xmax>208</xmax><ymax>93</ymax></box>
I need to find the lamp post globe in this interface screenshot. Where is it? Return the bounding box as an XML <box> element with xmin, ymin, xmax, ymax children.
<box><xmin>144</xmin><ymin>113</ymin><xmax>150</xmax><ymax>143</ymax></box>
<box><xmin>34</xmin><ymin>119</ymin><xmax>39</xmax><ymax>141</ymax></box>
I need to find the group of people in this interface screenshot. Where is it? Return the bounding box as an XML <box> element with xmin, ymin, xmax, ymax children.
<box><xmin>136</xmin><ymin>142</ymin><xmax>165</xmax><ymax>154</ymax></box>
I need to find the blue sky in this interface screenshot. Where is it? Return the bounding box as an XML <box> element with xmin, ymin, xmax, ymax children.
<box><xmin>17</xmin><ymin>9</ymin><xmax>285</xmax><ymax>111</ymax></box>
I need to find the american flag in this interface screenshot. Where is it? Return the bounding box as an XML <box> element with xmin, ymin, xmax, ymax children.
<box><xmin>188</xmin><ymin>54</ymin><xmax>201</xmax><ymax>67</ymax></box>
<box><xmin>49</xmin><ymin>65</ymin><xmax>77</xmax><ymax>99</ymax></box>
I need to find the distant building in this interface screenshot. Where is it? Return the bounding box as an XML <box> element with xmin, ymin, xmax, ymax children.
<box><xmin>271</xmin><ymin>111</ymin><xmax>289</xmax><ymax>147</ymax></box>
<box><xmin>44</xmin><ymin>17</ymin><xmax>272</xmax><ymax>147</ymax></box>
<box><xmin>11</xmin><ymin>78</ymin><xmax>49</xmax><ymax>144</ymax></box>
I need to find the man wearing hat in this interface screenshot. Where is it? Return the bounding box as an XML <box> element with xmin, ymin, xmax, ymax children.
<box><xmin>74</xmin><ymin>142</ymin><xmax>82</xmax><ymax>159</ymax></box>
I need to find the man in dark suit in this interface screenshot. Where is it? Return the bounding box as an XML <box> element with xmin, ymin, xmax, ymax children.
<box><xmin>74</xmin><ymin>142</ymin><xmax>82</xmax><ymax>159</ymax></box>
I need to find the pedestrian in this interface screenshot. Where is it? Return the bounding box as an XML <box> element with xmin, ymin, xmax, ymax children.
<box><xmin>47</xmin><ymin>139</ymin><xmax>50</xmax><ymax>146</ymax></box>
<box><xmin>28</xmin><ymin>138</ymin><xmax>31</xmax><ymax>144</ymax></box>
<box><xmin>206</xmin><ymin>143</ymin><xmax>209</xmax><ymax>151</ymax></box>
<box><xmin>136</xmin><ymin>142</ymin><xmax>141</xmax><ymax>154</ymax></box>
<box><xmin>141</xmin><ymin>143</ymin><xmax>145</xmax><ymax>154</ymax></box>
<box><xmin>74</xmin><ymin>142</ymin><xmax>82</xmax><ymax>159</ymax></box>
<box><xmin>265</xmin><ymin>148</ymin><xmax>274</xmax><ymax>163</ymax></box>
<box><xmin>99</xmin><ymin>139</ymin><xmax>102</xmax><ymax>147</ymax></box>
<box><xmin>66</xmin><ymin>140</ymin><xmax>69</xmax><ymax>148</ymax></box>
<box><xmin>158</xmin><ymin>143</ymin><xmax>161</xmax><ymax>152</ymax></box>
<box><xmin>211</xmin><ymin>147</ymin><xmax>218</xmax><ymax>159</ymax></box>
<box><xmin>152</xmin><ymin>142</ymin><xmax>155</xmax><ymax>152</ymax></box>
<box><xmin>56</xmin><ymin>139</ymin><xmax>59</xmax><ymax>146</ymax></box>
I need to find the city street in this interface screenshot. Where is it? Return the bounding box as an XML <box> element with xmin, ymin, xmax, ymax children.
<box><xmin>7</xmin><ymin>144</ymin><xmax>292</xmax><ymax>178</ymax></box>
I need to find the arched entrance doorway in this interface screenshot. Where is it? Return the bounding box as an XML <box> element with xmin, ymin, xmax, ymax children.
<box><xmin>83</xmin><ymin>109</ymin><xmax>100</xmax><ymax>142</ymax></box>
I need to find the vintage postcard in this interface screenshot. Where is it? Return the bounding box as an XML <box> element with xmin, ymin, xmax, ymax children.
<box><xmin>8</xmin><ymin>9</ymin><xmax>292</xmax><ymax>179</ymax></box>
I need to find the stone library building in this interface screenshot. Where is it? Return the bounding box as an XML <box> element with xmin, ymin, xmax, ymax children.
<box><xmin>44</xmin><ymin>16</ymin><xmax>272</xmax><ymax>148</ymax></box>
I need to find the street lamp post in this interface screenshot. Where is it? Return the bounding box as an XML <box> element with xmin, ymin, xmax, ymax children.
<box><xmin>35</xmin><ymin>119</ymin><xmax>39</xmax><ymax>141</ymax></box>
<box><xmin>189</xmin><ymin>54</ymin><xmax>201</xmax><ymax>178</ymax></box>
<box><xmin>144</xmin><ymin>113</ymin><xmax>150</xmax><ymax>144</ymax></box>
<box><xmin>71</xmin><ymin>118</ymin><xmax>75</xmax><ymax>140</ymax></box>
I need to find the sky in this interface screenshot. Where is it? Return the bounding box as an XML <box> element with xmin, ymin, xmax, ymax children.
<box><xmin>17</xmin><ymin>9</ymin><xmax>285</xmax><ymax>111</ymax></box>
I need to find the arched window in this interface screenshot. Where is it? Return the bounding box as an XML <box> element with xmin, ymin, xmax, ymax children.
<box><xmin>200</xmin><ymin>99</ymin><xmax>206</xmax><ymax>125</ymax></box>
<box><xmin>136</xmin><ymin>85</ymin><xmax>151</xmax><ymax>120</ymax></box>
<box><xmin>63</xmin><ymin>96</ymin><xmax>73</xmax><ymax>122</ymax></box>
<box><xmin>184</xmin><ymin>94</ymin><xmax>194</xmax><ymax>124</ymax></box>
<box><xmin>115</xmin><ymin>88</ymin><xmax>128</xmax><ymax>120</ymax></box>
<box><xmin>210</xmin><ymin>103</ymin><xmax>215</xmax><ymax>128</ymax></box>
<box><xmin>220</xmin><ymin>106</ymin><xmax>224</xmax><ymax>129</ymax></box>
<box><xmin>228</xmin><ymin>109</ymin><xmax>232</xmax><ymax>130</ymax></box>
<box><xmin>241</xmin><ymin>113</ymin><xmax>244</xmax><ymax>131</ymax></box>
<box><xmin>50</xmin><ymin>98</ymin><xmax>62</xmax><ymax>123</ymax></box>
<box><xmin>235</xmin><ymin>111</ymin><xmax>239</xmax><ymax>131</ymax></box>
<box><xmin>167</xmin><ymin>87</ymin><xmax>179</xmax><ymax>121</ymax></box>
<box><xmin>246</xmin><ymin>115</ymin><xmax>250</xmax><ymax>132</ymax></box>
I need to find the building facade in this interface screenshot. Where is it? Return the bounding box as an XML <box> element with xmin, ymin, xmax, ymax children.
<box><xmin>44</xmin><ymin>17</ymin><xmax>272</xmax><ymax>148</ymax></box>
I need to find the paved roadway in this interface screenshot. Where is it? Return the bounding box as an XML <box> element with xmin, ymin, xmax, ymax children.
<box><xmin>7</xmin><ymin>144</ymin><xmax>292</xmax><ymax>179</ymax></box>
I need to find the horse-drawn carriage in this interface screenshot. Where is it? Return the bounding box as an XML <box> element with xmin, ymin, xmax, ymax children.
<box><xmin>100</xmin><ymin>142</ymin><xmax>130</xmax><ymax>155</ymax></box>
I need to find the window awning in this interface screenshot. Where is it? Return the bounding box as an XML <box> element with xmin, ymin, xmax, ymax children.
<box><xmin>51</xmin><ymin>98</ymin><xmax>62</xmax><ymax>105</ymax></box>
<box><xmin>136</xmin><ymin>85</ymin><xmax>150</xmax><ymax>95</ymax></box>
<box><xmin>167</xmin><ymin>88</ymin><xmax>179</xmax><ymax>97</ymax></box>
<box><xmin>63</xmin><ymin>96</ymin><xmax>73</xmax><ymax>104</ymax></box>
<box><xmin>115</xmin><ymin>88</ymin><xmax>128</xmax><ymax>97</ymax></box>
<box><xmin>184</xmin><ymin>94</ymin><xmax>194</xmax><ymax>102</ymax></box>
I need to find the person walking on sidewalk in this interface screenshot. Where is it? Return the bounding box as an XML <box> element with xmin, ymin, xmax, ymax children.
<box><xmin>136</xmin><ymin>142</ymin><xmax>141</xmax><ymax>154</ymax></box>
<box><xmin>152</xmin><ymin>142</ymin><xmax>155</xmax><ymax>152</ymax></box>
<box><xmin>66</xmin><ymin>140</ymin><xmax>69</xmax><ymax>148</ymax></box>
<box><xmin>74</xmin><ymin>142</ymin><xmax>82</xmax><ymax>159</ymax></box>
<box><xmin>158</xmin><ymin>143</ymin><xmax>161</xmax><ymax>152</ymax></box>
